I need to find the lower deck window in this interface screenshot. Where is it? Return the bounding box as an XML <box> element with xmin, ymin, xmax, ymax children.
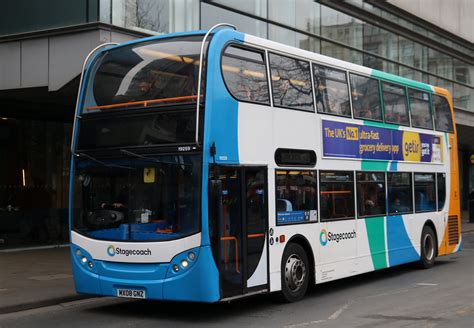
<box><xmin>414</xmin><ymin>173</ymin><xmax>436</xmax><ymax>212</ymax></box>
<box><xmin>356</xmin><ymin>172</ymin><xmax>386</xmax><ymax>217</ymax></box>
<box><xmin>387</xmin><ymin>172</ymin><xmax>413</xmax><ymax>215</ymax></box>
<box><xmin>275</xmin><ymin>170</ymin><xmax>317</xmax><ymax>225</ymax></box>
<box><xmin>320</xmin><ymin>171</ymin><xmax>355</xmax><ymax>221</ymax></box>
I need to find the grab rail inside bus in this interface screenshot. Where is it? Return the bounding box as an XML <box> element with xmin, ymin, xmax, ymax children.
<box><xmin>71</xmin><ymin>42</ymin><xmax>119</xmax><ymax>153</ymax></box>
<box><xmin>86</xmin><ymin>95</ymin><xmax>200</xmax><ymax>111</ymax></box>
<box><xmin>195</xmin><ymin>23</ymin><xmax>237</xmax><ymax>146</ymax></box>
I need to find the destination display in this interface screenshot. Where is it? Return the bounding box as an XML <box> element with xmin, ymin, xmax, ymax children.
<box><xmin>322</xmin><ymin>120</ymin><xmax>443</xmax><ymax>163</ymax></box>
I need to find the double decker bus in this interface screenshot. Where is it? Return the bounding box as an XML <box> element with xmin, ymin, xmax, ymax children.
<box><xmin>69</xmin><ymin>25</ymin><xmax>461</xmax><ymax>303</ymax></box>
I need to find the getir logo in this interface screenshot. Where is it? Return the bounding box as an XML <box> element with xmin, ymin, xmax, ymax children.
<box><xmin>320</xmin><ymin>229</ymin><xmax>357</xmax><ymax>246</ymax></box>
<box><xmin>107</xmin><ymin>245</ymin><xmax>152</xmax><ymax>257</ymax></box>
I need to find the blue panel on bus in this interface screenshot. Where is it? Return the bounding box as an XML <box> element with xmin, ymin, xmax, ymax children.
<box><xmin>204</xmin><ymin>29</ymin><xmax>244</xmax><ymax>165</ymax></box>
<box><xmin>162</xmin><ymin>245</ymin><xmax>220</xmax><ymax>302</ymax></box>
<box><xmin>70</xmin><ymin>245</ymin><xmax>102</xmax><ymax>295</ymax></box>
<box><xmin>386</xmin><ymin>215</ymin><xmax>420</xmax><ymax>266</ymax></box>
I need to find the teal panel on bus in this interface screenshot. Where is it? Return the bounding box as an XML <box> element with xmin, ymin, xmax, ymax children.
<box><xmin>371</xmin><ymin>70</ymin><xmax>433</xmax><ymax>92</ymax></box>
<box><xmin>364</xmin><ymin>217</ymin><xmax>388</xmax><ymax>270</ymax></box>
<box><xmin>361</xmin><ymin>160</ymin><xmax>388</xmax><ymax>171</ymax></box>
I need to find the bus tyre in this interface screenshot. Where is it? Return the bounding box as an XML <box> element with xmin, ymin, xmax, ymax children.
<box><xmin>279</xmin><ymin>243</ymin><xmax>309</xmax><ymax>303</ymax></box>
<box><xmin>420</xmin><ymin>226</ymin><xmax>437</xmax><ymax>269</ymax></box>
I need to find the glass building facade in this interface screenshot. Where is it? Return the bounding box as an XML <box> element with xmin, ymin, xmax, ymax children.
<box><xmin>0</xmin><ymin>0</ymin><xmax>472</xmax><ymax>248</ymax></box>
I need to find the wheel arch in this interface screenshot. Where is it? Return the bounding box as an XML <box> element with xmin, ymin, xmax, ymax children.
<box><xmin>286</xmin><ymin>234</ymin><xmax>316</xmax><ymax>285</ymax></box>
<box><xmin>423</xmin><ymin>219</ymin><xmax>438</xmax><ymax>256</ymax></box>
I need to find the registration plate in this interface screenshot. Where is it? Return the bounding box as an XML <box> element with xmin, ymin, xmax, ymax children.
<box><xmin>117</xmin><ymin>288</ymin><xmax>146</xmax><ymax>299</ymax></box>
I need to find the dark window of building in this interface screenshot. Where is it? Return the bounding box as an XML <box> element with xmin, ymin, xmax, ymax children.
<box><xmin>409</xmin><ymin>89</ymin><xmax>433</xmax><ymax>129</ymax></box>
<box><xmin>356</xmin><ymin>172</ymin><xmax>386</xmax><ymax>217</ymax></box>
<box><xmin>382</xmin><ymin>82</ymin><xmax>409</xmax><ymax>125</ymax></box>
<box><xmin>275</xmin><ymin>170</ymin><xmax>318</xmax><ymax>225</ymax></box>
<box><xmin>269</xmin><ymin>53</ymin><xmax>314</xmax><ymax>111</ymax></box>
<box><xmin>313</xmin><ymin>64</ymin><xmax>351</xmax><ymax>117</ymax></box>
<box><xmin>433</xmin><ymin>95</ymin><xmax>454</xmax><ymax>133</ymax></box>
<box><xmin>350</xmin><ymin>74</ymin><xmax>383</xmax><ymax>121</ymax></box>
<box><xmin>274</xmin><ymin>148</ymin><xmax>316</xmax><ymax>167</ymax></box>
<box><xmin>0</xmin><ymin>118</ymin><xmax>71</xmax><ymax>249</ymax></box>
<box><xmin>320</xmin><ymin>171</ymin><xmax>355</xmax><ymax>221</ymax></box>
<box><xmin>437</xmin><ymin>173</ymin><xmax>446</xmax><ymax>211</ymax></box>
<box><xmin>221</xmin><ymin>45</ymin><xmax>270</xmax><ymax>104</ymax></box>
<box><xmin>387</xmin><ymin>172</ymin><xmax>413</xmax><ymax>215</ymax></box>
<box><xmin>414</xmin><ymin>173</ymin><xmax>436</xmax><ymax>213</ymax></box>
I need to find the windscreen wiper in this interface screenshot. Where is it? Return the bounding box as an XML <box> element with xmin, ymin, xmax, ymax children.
<box><xmin>76</xmin><ymin>152</ymin><xmax>134</xmax><ymax>170</ymax></box>
<box><xmin>120</xmin><ymin>149</ymin><xmax>192</xmax><ymax>166</ymax></box>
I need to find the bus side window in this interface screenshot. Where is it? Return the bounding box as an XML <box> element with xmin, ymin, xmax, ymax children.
<box><xmin>275</xmin><ymin>170</ymin><xmax>317</xmax><ymax>225</ymax></box>
<box><xmin>437</xmin><ymin>173</ymin><xmax>446</xmax><ymax>211</ymax></box>
<box><xmin>221</xmin><ymin>45</ymin><xmax>270</xmax><ymax>104</ymax></box>
<box><xmin>414</xmin><ymin>173</ymin><xmax>436</xmax><ymax>212</ymax></box>
<box><xmin>320</xmin><ymin>171</ymin><xmax>355</xmax><ymax>221</ymax></box>
<box><xmin>387</xmin><ymin>172</ymin><xmax>413</xmax><ymax>215</ymax></box>
<box><xmin>350</xmin><ymin>74</ymin><xmax>383</xmax><ymax>121</ymax></box>
<box><xmin>382</xmin><ymin>83</ymin><xmax>409</xmax><ymax>126</ymax></box>
<box><xmin>356</xmin><ymin>172</ymin><xmax>386</xmax><ymax>217</ymax></box>
<box><xmin>313</xmin><ymin>64</ymin><xmax>351</xmax><ymax>117</ymax></box>
<box><xmin>269</xmin><ymin>53</ymin><xmax>314</xmax><ymax>112</ymax></box>
<box><xmin>409</xmin><ymin>89</ymin><xmax>433</xmax><ymax>130</ymax></box>
<box><xmin>433</xmin><ymin>95</ymin><xmax>454</xmax><ymax>133</ymax></box>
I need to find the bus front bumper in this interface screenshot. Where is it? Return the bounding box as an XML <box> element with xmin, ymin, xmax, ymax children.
<box><xmin>70</xmin><ymin>245</ymin><xmax>220</xmax><ymax>303</ymax></box>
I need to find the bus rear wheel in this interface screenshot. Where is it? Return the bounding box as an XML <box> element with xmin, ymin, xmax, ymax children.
<box><xmin>279</xmin><ymin>243</ymin><xmax>309</xmax><ymax>303</ymax></box>
<box><xmin>420</xmin><ymin>226</ymin><xmax>437</xmax><ymax>269</ymax></box>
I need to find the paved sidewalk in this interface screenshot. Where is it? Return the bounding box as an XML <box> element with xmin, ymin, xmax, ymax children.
<box><xmin>0</xmin><ymin>215</ymin><xmax>473</xmax><ymax>315</ymax></box>
<box><xmin>0</xmin><ymin>247</ymin><xmax>86</xmax><ymax>314</ymax></box>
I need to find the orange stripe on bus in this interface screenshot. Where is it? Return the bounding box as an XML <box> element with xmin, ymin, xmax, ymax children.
<box><xmin>86</xmin><ymin>95</ymin><xmax>199</xmax><ymax>111</ymax></box>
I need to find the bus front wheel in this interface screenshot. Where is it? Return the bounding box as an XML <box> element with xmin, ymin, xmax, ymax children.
<box><xmin>279</xmin><ymin>243</ymin><xmax>309</xmax><ymax>302</ymax></box>
<box><xmin>420</xmin><ymin>226</ymin><xmax>437</xmax><ymax>269</ymax></box>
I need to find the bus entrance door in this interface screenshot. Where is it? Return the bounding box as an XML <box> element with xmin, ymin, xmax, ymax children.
<box><xmin>211</xmin><ymin>166</ymin><xmax>268</xmax><ymax>299</ymax></box>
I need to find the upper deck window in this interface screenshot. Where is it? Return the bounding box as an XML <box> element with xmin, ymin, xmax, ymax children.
<box><xmin>382</xmin><ymin>82</ymin><xmax>409</xmax><ymax>126</ymax></box>
<box><xmin>269</xmin><ymin>53</ymin><xmax>314</xmax><ymax>112</ymax></box>
<box><xmin>83</xmin><ymin>35</ymin><xmax>205</xmax><ymax>113</ymax></box>
<box><xmin>409</xmin><ymin>89</ymin><xmax>433</xmax><ymax>130</ymax></box>
<box><xmin>221</xmin><ymin>45</ymin><xmax>269</xmax><ymax>104</ymax></box>
<box><xmin>313</xmin><ymin>64</ymin><xmax>351</xmax><ymax>117</ymax></box>
<box><xmin>350</xmin><ymin>74</ymin><xmax>383</xmax><ymax>121</ymax></box>
<box><xmin>433</xmin><ymin>95</ymin><xmax>454</xmax><ymax>133</ymax></box>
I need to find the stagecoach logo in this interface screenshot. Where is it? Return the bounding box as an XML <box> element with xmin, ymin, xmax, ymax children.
<box><xmin>107</xmin><ymin>245</ymin><xmax>116</xmax><ymax>257</ymax></box>
<box><xmin>106</xmin><ymin>245</ymin><xmax>152</xmax><ymax>257</ymax></box>
<box><xmin>320</xmin><ymin>229</ymin><xmax>328</xmax><ymax>246</ymax></box>
<box><xmin>320</xmin><ymin>229</ymin><xmax>357</xmax><ymax>246</ymax></box>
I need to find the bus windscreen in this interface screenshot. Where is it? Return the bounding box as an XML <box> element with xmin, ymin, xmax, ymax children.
<box><xmin>82</xmin><ymin>35</ymin><xmax>206</xmax><ymax>113</ymax></box>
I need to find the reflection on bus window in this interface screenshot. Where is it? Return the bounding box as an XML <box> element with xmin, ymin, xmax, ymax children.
<box><xmin>84</xmin><ymin>36</ymin><xmax>205</xmax><ymax>112</ymax></box>
<box><xmin>437</xmin><ymin>173</ymin><xmax>446</xmax><ymax>211</ymax></box>
<box><xmin>433</xmin><ymin>95</ymin><xmax>454</xmax><ymax>132</ymax></box>
<box><xmin>356</xmin><ymin>172</ymin><xmax>386</xmax><ymax>217</ymax></box>
<box><xmin>350</xmin><ymin>74</ymin><xmax>383</xmax><ymax>121</ymax></box>
<box><xmin>387</xmin><ymin>172</ymin><xmax>413</xmax><ymax>215</ymax></box>
<box><xmin>269</xmin><ymin>53</ymin><xmax>314</xmax><ymax>111</ymax></box>
<box><xmin>222</xmin><ymin>45</ymin><xmax>270</xmax><ymax>104</ymax></box>
<box><xmin>320</xmin><ymin>171</ymin><xmax>355</xmax><ymax>221</ymax></box>
<box><xmin>313</xmin><ymin>64</ymin><xmax>351</xmax><ymax>117</ymax></box>
<box><xmin>275</xmin><ymin>170</ymin><xmax>317</xmax><ymax>225</ymax></box>
<box><xmin>383</xmin><ymin>83</ymin><xmax>409</xmax><ymax>125</ymax></box>
<box><xmin>414</xmin><ymin>173</ymin><xmax>436</xmax><ymax>212</ymax></box>
<box><xmin>409</xmin><ymin>89</ymin><xmax>433</xmax><ymax>130</ymax></box>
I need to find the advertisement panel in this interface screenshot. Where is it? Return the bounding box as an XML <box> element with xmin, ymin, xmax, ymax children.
<box><xmin>322</xmin><ymin>120</ymin><xmax>443</xmax><ymax>163</ymax></box>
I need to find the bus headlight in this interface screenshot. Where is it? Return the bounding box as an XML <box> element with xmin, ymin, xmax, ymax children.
<box><xmin>166</xmin><ymin>247</ymin><xmax>200</xmax><ymax>278</ymax></box>
<box><xmin>81</xmin><ymin>256</ymin><xmax>87</xmax><ymax>264</ymax></box>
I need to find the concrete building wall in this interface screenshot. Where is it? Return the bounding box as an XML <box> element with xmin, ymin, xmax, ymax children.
<box><xmin>388</xmin><ymin>0</ymin><xmax>474</xmax><ymax>43</ymax></box>
<box><xmin>0</xmin><ymin>28</ymin><xmax>139</xmax><ymax>92</ymax></box>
